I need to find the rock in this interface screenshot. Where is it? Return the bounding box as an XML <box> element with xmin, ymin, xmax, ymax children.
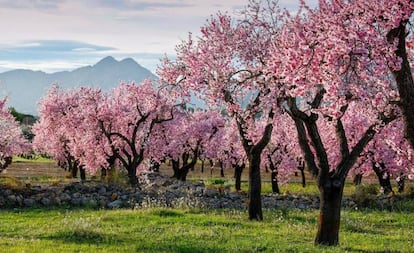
<box><xmin>23</xmin><ymin>198</ymin><xmax>35</xmax><ymax>207</ymax></box>
<box><xmin>98</xmin><ymin>187</ymin><xmax>107</xmax><ymax>195</ymax></box>
<box><xmin>60</xmin><ymin>193</ymin><xmax>71</xmax><ymax>202</ymax></box>
<box><xmin>7</xmin><ymin>195</ymin><xmax>17</xmax><ymax>204</ymax></box>
<box><xmin>72</xmin><ymin>192</ymin><xmax>81</xmax><ymax>199</ymax></box>
<box><xmin>204</xmin><ymin>188</ymin><xmax>219</xmax><ymax>198</ymax></box>
<box><xmin>41</xmin><ymin>198</ymin><xmax>51</xmax><ymax>206</ymax></box>
<box><xmin>108</xmin><ymin>199</ymin><xmax>123</xmax><ymax>209</ymax></box>
<box><xmin>71</xmin><ymin>198</ymin><xmax>81</xmax><ymax>206</ymax></box>
<box><xmin>81</xmin><ymin>197</ymin><xmax>90</xmax><ymax>206</ymax></box>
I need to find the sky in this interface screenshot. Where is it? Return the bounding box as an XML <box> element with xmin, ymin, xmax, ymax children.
<box><xmin>0</xmin><ymin>0</ymin><xmax>317</xmax><ymax>74</ymax></box>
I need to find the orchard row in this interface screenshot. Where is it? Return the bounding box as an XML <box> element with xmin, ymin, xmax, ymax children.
<box><xmin>1</xmin><ymin>0</ymin><xmax>414</xmax><ymax>247</ymax></box>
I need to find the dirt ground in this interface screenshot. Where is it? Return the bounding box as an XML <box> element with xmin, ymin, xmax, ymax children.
<box><xmin>1</xmin><ymin>161</ymin><xmax>65</xmax><ymax>178</ymax></box>
<box><xmin>1</xmin><ymin>160</ymin><xmax>251</xmax><ymax>180</ymax></box>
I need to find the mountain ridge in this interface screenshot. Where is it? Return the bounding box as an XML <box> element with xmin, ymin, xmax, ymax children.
<box><xmin>0</xmin><ymin>57</ymin><xmax>157</xmax><ymax>115</ymax></box>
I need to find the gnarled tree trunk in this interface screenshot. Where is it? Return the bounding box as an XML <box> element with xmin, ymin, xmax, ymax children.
<box><xmin>315</xmin><ymin>178</ymin><xmax>344</xmax><ymax>245</ymax></box>
<box><xmin>248</xmin><ymin>152</ymin><xmax>263</xmax><ymax>220</ymax></box>
<box><xmin>372</xmin><ymin>162</ymin><xmax>393</xmax><ymax>195</ymax></box>
<box><xmin>388</xmin><ymin>21</ymin><xmax>414</xmax><ymax>149</ymax></box>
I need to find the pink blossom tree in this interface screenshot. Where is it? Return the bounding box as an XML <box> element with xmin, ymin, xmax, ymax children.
<box><xmin>215</xmin><ymin>119</ymin><xmax>247</xmax><ymax>191</ymax></box>
<box><xmin>0</xmin><ymin>98</ymin><xmax>30</xmax><ymax>172</ymax></box>
<box><xmin>268</xmin><ymin>1</ymin><xmax>402</xmax><ymax>245</ymax></box>
<box><xmin>150</xmin><ymin>110</ymin><xmax>225</xmax><ymax>181</ymax></box>
<box><xmin>353</xmin><ymin>117</ymin><xmax>414</xmax><ymax>193</ymax></box>
<box><xmin>32</xmin><ymin>86</ymin><xmax>86</xmax><ymax>179</ymax></box>
<box><xmin>158</xmin><ymin>3</ymin><xmax>284</xmax><ymax>220</ymax></box>
<box><xmin>262</xmin><ymin>113</ymin><xmax>300</xmax><ymax>194</ymax></box>
<box><xmin>33</xmin><ymin>80</ymin><xmax>176</xmax><ymax>185</ymax></box>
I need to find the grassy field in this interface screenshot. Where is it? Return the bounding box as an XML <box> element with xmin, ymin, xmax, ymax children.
<box><xmin>0</xmin><ymin>207</ymin><xmax>413</xmax><ymax>252</ymax></box>
<box><xmin>1</xmin><ymin>160</ymin><xmax>414</xmax><ymax>252</ymax></box>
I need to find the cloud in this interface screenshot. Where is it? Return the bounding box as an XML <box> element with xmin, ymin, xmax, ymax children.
<box><xmin>0</xmin><ymin>39</ymin><xmax>164</xmax><ymax>73</ymax></box>
<box><xmin>92</xmin><ymin>0</ymin><xmax>193</xmax><ymax>11</ymax></box>
<box><xmin>0</xmin><ymin>0</ymin><xmax>64</xmax><ymax>9</ymax></box>
<box><xmin>0</xmin><ymin>40</ymin><xmax>115</xmax><ymax>56</ymax></box>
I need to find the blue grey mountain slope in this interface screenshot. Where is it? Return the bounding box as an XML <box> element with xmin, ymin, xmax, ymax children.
<box><xmin>0</xmin><ymin>56</ymin><xmax>157</xmax><ymax>115</ymax></box>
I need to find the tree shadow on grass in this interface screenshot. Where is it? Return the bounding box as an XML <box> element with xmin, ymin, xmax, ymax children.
<box><xmin>45</xmin><ymin>229</ymin><xmax>124</xmax><ymax>245</ymax></box>
<box><xmin>343</xmin><ymin>248</ymin><xmax>402</xmax><ymax>253</ymax></box>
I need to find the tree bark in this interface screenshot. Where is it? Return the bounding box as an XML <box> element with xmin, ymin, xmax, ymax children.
<box><xmin>201</xmin><ymin>159</ymin><xmax>205</xmax><ymax>173</ymax></box>
<box><xmin>69</xmin><ymin>159</ymin><xmax>79</xmax><ymax>178</ymax></box>
<box><xmin>397</xmin><ymin>173</ymin><xmax>406</xmax><ymax>193</ymax></box>
<box><xmin>315</xmin><ymin>178</ymin><xmax>344</xmax><ymax>246</ymax></box>
<box><xmin>267</xmin><ymin>154</ymin><xmax>280</xmax><ymax>194</ymax></box>
<box><xmin>248</xmin><ymin>153</ymin><xmax>263</xmax><ymax>221</ymax></box>
<box><xmin>299</xmin><ymin>166</ymin><xmax>306</xmax><ymax>188</ymax></box>
<box><xmin>101</xmin><ymin>167</ymin><xmax>107</xmax><ymax>179</ymax></box>
<box><xmin>171</xmin><ymin>159</ymin><xmax>180</xmax><ymax>179</ymax></box>
<box><xmin>353</xmin><ymin>173</ymin><xmax>363</xmax><ymax>185</ymax></box>
<box><xmin>219</xmin><ymin>160</ymin><xmax>225</xmax><ymax>177</ymax></box>
<box><xmin>271</xmin><ymin>170</ymin><xmax>280</xmax><ymax>194</ymax></box>
<box><xmin>372</xmin><ymin>162</ymin><xmax>393</xmax><ymax>195</ymax></box>
<box><xmin>79</xmin><ymin>166</ymin><xmax>86</xmax><ymax>182</ymax></box>
<box><xmin>388</xmin><ymin>21</ymin><xmax>414</xmax><ymax>149</ymax></box>
<box><xmin>234</xmin><ymin>163</ymin><xmax>244</xmax><ymax>191</ymax></box>
<box><xmin>127</xmin><ymin>167</ymin><xmax>138</xmax><ymax>186</ymax></box>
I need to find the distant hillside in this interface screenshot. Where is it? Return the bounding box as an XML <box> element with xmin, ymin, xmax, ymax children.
<box><xmin>0</xmin><ymin>56</ymin><xmax>157</xmax><ymax>115</ymax></box>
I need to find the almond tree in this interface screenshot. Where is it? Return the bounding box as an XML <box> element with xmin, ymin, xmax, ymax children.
<box><xmin>215</xmin><ymin>119</ymin><xmax>247</xmax><ymax>191</ymax></box>
<box><xmin>151</xmin><ymin>110</ymin><xmax>225</xmax><ymax>181</ymax></box>
<box><xmin>0</xmin><ymin>98</ymin><xmax>30</xmax><ymax>172</ymax></box>
<box><xmin>353</xmin><ymin>117</ymin><xmax>414</xmax><ymax>193</ymax></box>
<box><xmin>32</xmin><ymin>86</ymin><xmax>84</xmax><ymax>179</ymax></box>
<box><xmin>262</xmin><ymin>113</ymin><xmax>299</xmax><ymax>194</ymax></box>
<box><xmin>33</xmin><ymin>81</ymin><xmax>175</xmax><ymax>185</ymax></box>
<box><xmin>158</xmin><ymin>3</ymin><xmax>283</xmax><ymax>220</ymax></box>
<box><xmin>268</xmin><ymin>1</ymin><xmax>401</xmax><ymax>245</ymax></box>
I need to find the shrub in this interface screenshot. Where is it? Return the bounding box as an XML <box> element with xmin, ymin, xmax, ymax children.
<box><xmin>353</xmin><ymin>184</ymin><xmax>379</xmax><ymax>207</ymax></box>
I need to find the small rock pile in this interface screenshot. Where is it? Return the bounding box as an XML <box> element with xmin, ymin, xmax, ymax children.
<box><xmin>0</xmin><ymin>172</ymin><xmax>401</xmax><ymax>210</ymax></box>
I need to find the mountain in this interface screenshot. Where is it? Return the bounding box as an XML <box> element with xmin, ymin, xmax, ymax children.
<box><xmin>0</xmin><ymin>56</ymin><xmax>157</xmax><ymax>115</ymax></box>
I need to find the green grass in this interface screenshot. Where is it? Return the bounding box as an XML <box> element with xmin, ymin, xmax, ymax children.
<box><xmin>0</xmin><ymin>207</ymin><xmax>413</xmax><ymax>252</ymax></box>
<box><xmin>201</xmin><ymin>179</ymin><xmax>357</xmax><ymax>196</ymax></box>
<box><xmin>12</xmin><ymin>155</ymin><xmax>55</xmax><ymax>163</ymax></box>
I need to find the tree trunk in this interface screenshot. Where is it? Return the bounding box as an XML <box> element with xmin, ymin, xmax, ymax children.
<box><xmin>234</xmin><ymin>164</ymin><xmax>244</xmax><ymax>191</ymax></box>
<box><xmin>388</xmin><ymin>21</ymin><xmax>414</xmax><ymax>149</ymax></box>
<box><xmin>248</xmin><ymin>153</ymin><xmax>263</xmax><ymax>221</ymax></box>
<box><xmin>179</xmin><ymin>165</ymin><xmax>191</xmax><ymax>181</ymax></box>
<box><xmin>201</xmin><ymin>159</ymin><xmax>205</xmax><ymax>173</ymax></box>
<box><xmin>297</xmin><ymin>162</ymin><xmax>306</xmax><ymax>188</ymax></box>
<box><xmin>209</xmin><ymin>159</ymin><xmax>214</xmax><ymax>176</ymax></box>
<box><xmin>353</xmin><ymin>173</ymin><xmax>363</xmax><ymax>185</ymax></box>
<box><xmin>397</xmin><ymin>173</ymin><xmax>406</xmax><ymax>193</ymax></box>
<box><xmin>372</xmin><ymin>162</ymin><xmax>393</xmax><ymax>194</ymax></box>
<box><xmin>271</xmin><ymin>170</ymin><xmax>280</xmax><ymax>194</ymax></box>
<box><xmin>179</xmin><ymin>158</ymin><xmax>198</xmax><ymax>181</ymax></box>
<box><xmin>219</xmin><ymin>161</ymin><xmax>225</xmax><ymax>177</ymax></box>
<box><xmin>101</xmin><ymin>167</ymin><xmax>107</xmax><ymax>180</ymax></box>
<box><xmin>79</xmin><ymin>166</ymin><xmax>86</xmax><ymax>182</ymax></box>
<box><xmin>171</xmin><ymin>159</ymin><xmax>180</xmax><ymax>179</ymax></box>
<box><xmin>70</xmin><ymin>160</ymin><xmax>78</xmax><ymax>178</ymax></box>
<box><xmin>127</xmin><ymin>167</ymin><xmax>138</xmax><ymax>186</ymax></box>
<box><xmin>315</xmin><ymin>179</ymin><xmax>344</xmax><ymax>246</ymax></box>
<box><xmin>300</xmin><ymin>167</ymin><xmax>306</xmax><ymax>188</ymax></box>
